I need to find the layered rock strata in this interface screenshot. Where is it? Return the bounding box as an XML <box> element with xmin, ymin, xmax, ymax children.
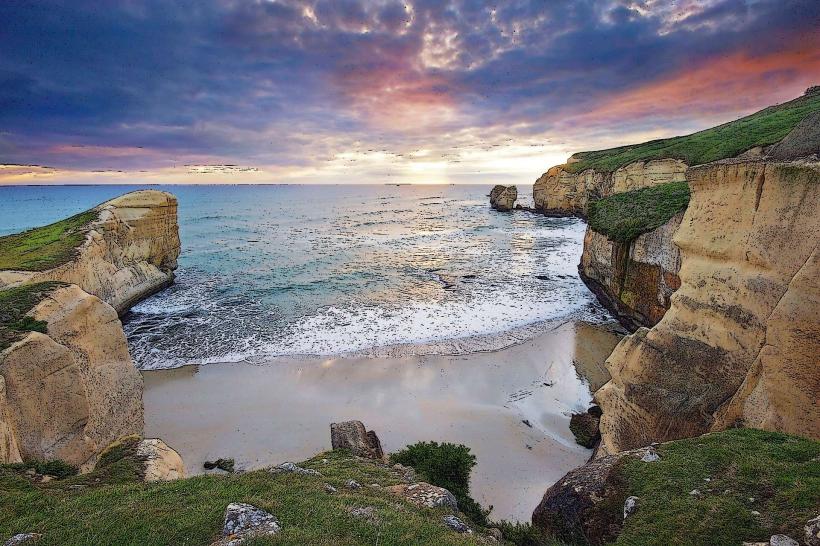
<box><xmin>533</xmin><ymin>159</ymin><xmax>686</xmax><ymax>217</ymax></box>
<box><xmin>579</xmin><ymin>211</ymin><xmax>684</xmax><ymax>329</ymax></box>
<box><xmin>596</xmin><ymin>160</ymin><xmax>820</xmax><ymax>454</ymax></box>
<box><xmin>0</xmin><ymin>190</ymin><xmax>180</xmax><ymax>315</ymax></box>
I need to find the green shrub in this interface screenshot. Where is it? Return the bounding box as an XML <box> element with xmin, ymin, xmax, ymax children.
<box><xmin>390</xmin><ymin>441</ymin><xmax>489</xmax><ymax>525</ymax></box>
<box><xmin>494</xmin><ymin>520</ymin><xmax>566</xmax><ymax>545</ymax></box>
<box><xmin>587</xmin><ymin>182</ymin><xmax>690</xmax><ymax>242</ymax></box>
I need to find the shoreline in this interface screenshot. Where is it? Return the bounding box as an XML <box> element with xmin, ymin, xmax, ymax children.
<box><xmin>142</xmin><ymin>318</ymin><xmax>623</xmax><ymax>522</ymax></box>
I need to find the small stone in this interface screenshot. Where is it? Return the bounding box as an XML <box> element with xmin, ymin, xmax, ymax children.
<box><xmin>3</xmin><ymin>534</ymin><xmax>41</xmax><ymax>546</ymax></box>
<box><xmin>348</xmin><ymin>506</ymin><xmax>378</xmax><ymax>523</ymax></box>
<box><xmin>270</xmin><ymin>462</ymin><xmax>321</xmax><ymax>476</ymax></box>
<box><xmin>443</xmin><ymin>515</ymin><xmax>472</xmax><ymax>534</ymax></box>
<box><xmin>369</xmin><ymin>483</ymin><xmax>381</xmax><ymax>488</ymax></box>
<box><xmin>324</xmin><ymin>483</ymin><xmax>337</xmax><ymax>494</ymax></box>
<box><xmin>805</xmin><ymin>515</ymin><xmax>820</xmax><ymax>546</ymax></box>
<box><xmin>769</xmin><ymin>535</ymin><xmax>799</xmax><ymax>546</ymax></box>
<box><xmin>219</xmin><ymin>502</ymin><xmax>280</xmax><ymax>545</ymax></box>
<box><xmin>623</xmin><ymin>496</ymin><xmax>639</xmax><ymax>519</ymax></box>
<box><xmin>689</xmin><ymin>489</ymin><xmax>700</xmax><ymax>496</ymax></box>
<box><xmin>345</xmin><ymin>479</ymin><xmax>362</xmax><ymax>490</ymax></box>
<box><xmin>321</xmin><ymin>458</ymin><xmax>329</xmax><ymax>464</ymax></box>
<box><xmin>39</xmin><ymin>476</ymin><xmax>53</xmax><ymax>483</ymax></box>
<box><xmin>751</xmin><ymin>510</ymin><xmax>761</xmax><ymax>516</ymax></box>
<box><xmin>703</xmin><ymin>477</ymin><xmax>711</xmax><ymax>482</ymax></box>
<box><xmin>641</xmin><ymin>449</ymin><xmax>660</xmax><ymax>463</ymax></box>
<box><xmin>522</xmin><ymin>419</ymin><xmax>532</xmax><ymax>428</ymax></box>
<box><xmin>487</xmin><ymin>528</ymin><xmax>503</xmax><ymax>541</ymax></box>
<box><xmin>24</xmin><ymin>469</ymin><xmax>36</xmax><ymax>477</ymax></box>
<box><xmin>749</xmin><ymin>497</ymin><xmax>755</xmax><ymax>502</ymax></box>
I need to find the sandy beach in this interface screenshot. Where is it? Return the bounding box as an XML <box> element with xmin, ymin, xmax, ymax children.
<box><xmin>143</xmin><ymin>320</ymin><xmax>622</xmax><ymax>521</ymax></box>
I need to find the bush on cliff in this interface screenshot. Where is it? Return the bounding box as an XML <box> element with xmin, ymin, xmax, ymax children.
<box><xmin>390</xmin><ymin>441</ymin><xmax>489</xmax><ymax>525</ymax></box>
<box><xmin>588</xmin><ymin>182</ymin><xmax>690</xmax><ymax>243</ymax></box>
<box><xmin>565</xmin><ymin>87</ymin><xmax>820</xmax><ymax>173</ymax></box>
<box><xmin>0</xmin><ymin>281</ymin><xmax>67</xmax><ymax>351</ymax></box>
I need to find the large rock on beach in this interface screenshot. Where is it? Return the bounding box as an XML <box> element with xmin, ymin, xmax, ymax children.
<box><xmin>330</xmin><ymin>420</ymin><xmax>385</xmax><ymax>460</ymax></box>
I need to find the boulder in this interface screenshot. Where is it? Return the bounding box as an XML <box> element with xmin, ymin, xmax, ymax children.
<box><xmin>443</xmin><ymin>515</ymin><xmax>472</xmax><ymax>533</ymax></box>
<box><xmin>137</xmin><ymin>438</ymin><xmax>186</xmax><ymax>481</ymax></box>
<box><xmin>269</xmin><ymin>462</ymin><xmax>321</xmax><ymax>476</ymax></box>
<box><xmin>805</xmin><ymin>515</ymin><xmax>820</xmax><ymax>546</ymax></box>
<box><xmin>532</xmin><ymin>446</ymin><xmax>655</xmax><ymax>545</ymax></box>
<box><xmin>386</xmin><ymin>482</ymin><xmax>458</xmax><ymax>510</ymax></box>
<box><xmin>570</xmin><ymin>406</ymin><xmax>602</xmax><ymax>448</ymax></box>
<box><xmin>215</xmin><ymin>503</ymin><xmax>281</xmax><ymax>546</ymax></box>
<box><xmin>489</xmin><ymin>185</ymin><xmax>518</xmax><ymax>212</ymax></box>
<box><xmin>330</xmin><ymin>421</ymin><xmax>384</xmax><ymax>460</ymax></box>
<box><xmin>3</xmin><ymin>534</ymin><xmax>40</xmax><ymax>546</ymax></box>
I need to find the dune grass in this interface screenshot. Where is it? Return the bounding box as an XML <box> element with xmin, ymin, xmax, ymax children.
<box><xmin>0</xmin><ymin>209</ymin><xmax>98</xmax><ymax>272</ymax></box>
<box><xmin>0</xmin><ymin>449</ymin><xmax>491</xmax><ymax>546</ymax></box>
<box><xmin>0</xmin><ymin>281</ymin><xmax>66</xmax><ymax>351</ymax></box>
<box><xmin>587</xmin><ymin>181</ymin><xmax>690</xmax><ymax>242</ymax></box>
<box><xmin>566</xmin><ymin>89</ymin><xmax>820</xmax><ymax>174</ymax></box>
<box><xmin>615</xmin><ymin>428</ymin><xmax>820</xmax><ymax>545</ymax></box>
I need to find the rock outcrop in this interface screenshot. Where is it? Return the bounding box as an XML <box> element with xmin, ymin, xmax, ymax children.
<box><xmin>533</xmin><ymin>159</ymin><xmax>686</xmax><ymax>217</ymax></box>
<box><xmin>0</xmin><ymin>190</ymin><xmax>180</xmax><ymax>315</ymax></box>
<box><xmin>579</xmin><ymin>210</ymin><xmax>684</xmax><ymax>329</ymax></box>
<box><xmin>330</xmin><ymin>420</ymin><xmax>385</xmax><ymax>460</ymax></box>
<box><xmin>0</xmin><ymin>284</ymin><xmax>143</xmax><ymax>468</ymax></box>
<box><xmin>596</xmin><ymin>160</ymin><xmax>820</xmax><ymax>454</ymax></box>
<box><xmin>489</xmin><ymin>184</ymin><xmax>518</xmax><ymax>211</ymax></box>
<box><xmin>137</xmin><ymin>438</ymin><xmax>186</xmax><ymax>481</ymax></box>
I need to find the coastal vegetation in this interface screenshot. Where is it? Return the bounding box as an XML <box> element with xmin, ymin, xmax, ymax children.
<box><xmin>0</xmin><ymin>209</ymin><xmax>97</xmax><ymax>272</ymax></box>
<box><xmin>565</xmin><ymin>88</ymin><xmax>820</xmax><ymax>174</ymax></box>
<box><xmin>587</xmin><ymin>182</ymin><xmax>690</xmax><ymax>242</ymax></box>
<box><xmin>0</xmin><ymin>281</ymin><xmax>66</xmax><ymax>351</ymax></box>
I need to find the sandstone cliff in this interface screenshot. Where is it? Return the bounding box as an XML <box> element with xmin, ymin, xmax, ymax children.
<box><xmin>596</xmin><ymin>160</ymin><xmax>820</xmax><ymax>454</ymax></box>
<box><xmin>0</xmin><ymin>283</ymin><xmax>143</xmax><ymax>468</ymax></box>
<box><xmin>0</xmin><ymin>190</ymin><xmax>180</xmax><ymax>315</ymax></box>
<box><xmin>579</xmin><ymin>210</ymin><xmax>683</xmax><ymax>329</ymax></box>
<box><xmin>532</xmin><ymin>159</ymin><xmax>686</xmax><ymax>217</ymax></box>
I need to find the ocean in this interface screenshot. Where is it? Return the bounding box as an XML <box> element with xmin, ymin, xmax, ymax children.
<box><xmin>0</xmin><ymin>184</ymin><xmax>604</xmax><ymax>369</ymax></box>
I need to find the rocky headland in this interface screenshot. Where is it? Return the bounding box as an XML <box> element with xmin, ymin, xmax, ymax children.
<box><xmin>0</xmin><ymin>190</ymin><xmax>182</xmax><ymax>470</ymax></box>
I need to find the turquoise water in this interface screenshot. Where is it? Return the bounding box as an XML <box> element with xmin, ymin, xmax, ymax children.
<box><xmin>0</xmin><ymin>184</ymin><xmax>604</xmax><ymax>369</ymax></box>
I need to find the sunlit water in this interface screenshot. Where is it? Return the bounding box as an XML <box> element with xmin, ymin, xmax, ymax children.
<box><xmin>0</xmin><ymin>184</ymin><xmax>603</xmax><ymax>369</ymax></box>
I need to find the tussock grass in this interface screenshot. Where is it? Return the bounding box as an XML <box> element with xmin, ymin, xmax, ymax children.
<box><xmin>566</xmin><ymin>90</ymin><xmax>820</xmax><ymax>174</ymax></box>
<box><xmin>587</xmin><ymin>182</ymin><xmax>690</xmax><ymax>242</ymax></box>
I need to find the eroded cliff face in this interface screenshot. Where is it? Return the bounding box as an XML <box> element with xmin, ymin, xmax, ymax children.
<box><xmin>0</xmin><ymin>284</ymin><xmax>143</xmax><ymax>468</ymax></box>
<box><xmin>0</xmin><ymin>190</ymin><xmax>180</xmax><ymax>314</ymax></box>
<box><xmin>596</xmin><ymin>160</ymin><xmax>820</xmax><ymax>454</ymax></box>
<box><xmin>532</xmin><ymin>159</ymin><xmax>686</xmax><ymax>216</ymax></box>
<box><xmin>579</xmin><ymin>211</ymin><xmax>683</xmax><ymax>329</ymax></box>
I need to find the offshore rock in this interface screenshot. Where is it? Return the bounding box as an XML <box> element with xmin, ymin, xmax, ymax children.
<box><xmin>489</xmin><ymin>185</ymin><xmax>518</xmax><ymax>211</ymax></box>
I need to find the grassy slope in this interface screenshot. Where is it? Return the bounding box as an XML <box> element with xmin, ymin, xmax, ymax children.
<box><xmin>0</xmin><ymin>449</ymin><xmax>490</xmax><ymax>546</ymax></box>
<box><xmin>616</xmin><ymin>428</ymin><xmax>820</xmax><ymax>546</ymax></box>
<box><xmin>587</xmin><ymin>181</ymin><xmax>690</xmax><ymax>242</ymax></box>
<box><xmin>0</xmin><ymin>281</ymin><xmax>66</xmax><ymax>351</ymax></box>
<box><xmin>0</xmin><ymin>209</ymin><xmax>98</xmax><ymax>272</ymax></box>
<box><xmin>565</xmin><ymin>89</ymin><xmax>820</xmax><ymax>174</ymax></box>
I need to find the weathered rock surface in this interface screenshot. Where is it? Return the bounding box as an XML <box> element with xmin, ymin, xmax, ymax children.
<box><xmin>330</xmin><ymin>420</ymin><xmax>385</xmax><ymax>460</ymax></box>
<box><xmin>270</xmin><ymin>461</ymin><xmax>321</xmax><ymax>476</ymax></box>
<box><xmin>533</xmin><ymin>159</ymin><xmax>686</xmax><ymax>217</ymax></box>
<box><xmin>532</xmin><ymin>445</ymin><xmax>655</xmax><ymax>545</ymax></box>
<box><xmin>443</xmin><ymin>515</ymin><xmax>472</xmax><ymax>533</ymax></box>
<box><xmin>579</xmin><ymin>210</ymin><xmax>684</xmax><ymax>329</ymax></box>
<box><xmin>569</xmin><ymin>406</ymin><xmax>602</xmax><ymax>449</ymax></box>
<box><xmin>0</xmin><ymin>190</ymin><xmax>180</xmax><ymax>315</ymax></box>
<box><xmin>137</xmin><ymin>438</ymin><xmax>186</xmax><ymax>481</ymax></box>
<box><xmin>805</xmin><ymin>515</ymin><xmax>820</xmax><ymax>546</ymax></box>
<box><xmin>215</xmin><ymin>503</ymin><xmax>281</xmax><ymax>545</ymax></box>
<box><xmin>596</xmin><ymin>160</ymin><xmax>820</xmax><ymax>454</ymax></box>
<box><xmin>489</xmin><ymin>185</ymin><xmax>518</xmax><ymax>211</ymax></box>
<box><xmin>2</xmin><ymin>534</ymin><xmax>40</xmax><ymax>546</ymax></box>
<box><xmin>0</xmin><ymin>285</ymin><xmax>143</xmax><ymax>468</ymax></box>
<box><xmin>386</xmin><ymin>482</ymin><xmax>459</xmax><ymax>509</ymax></box>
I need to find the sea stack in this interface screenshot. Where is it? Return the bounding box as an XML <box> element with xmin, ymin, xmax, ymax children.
<box><xmin>490</xmin><ymin>184</ymin><xmax>518</xmax><ymax>211</ymax></box>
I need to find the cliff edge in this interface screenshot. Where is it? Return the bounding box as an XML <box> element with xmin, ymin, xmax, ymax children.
<box><xmin>0</xmin><ymin>190</ymin><xmax>180</xmax><ymax>315</ymax></box>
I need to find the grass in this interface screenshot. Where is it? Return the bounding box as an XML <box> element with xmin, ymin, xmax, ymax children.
<box><xmin>0</xmin><ymin>209</ymin><xmax>98</xmax><ymax>272</ymax></box>
<box><xmin>587</xmin><ymin>182</ymin><xmax>690</xmax><ymax>242</ymax></box>
<box><xmin>565</xmin><ymin>89</ymin><xmax>820</xmax><ymax>173</ymax></box>
<box><xmin>0</xmin><ymin>449</ymin><xmax>492</xmax><ymax>546</ymax></box>
<box><xmin>615</xmin><ymin>428</ymin><xmax>820</xmax><ymax>546</ymax></box>
<box><xmin>0</xmin><ymin>281</ymin><xmax>67</xmax><ymax>352</ymax></box>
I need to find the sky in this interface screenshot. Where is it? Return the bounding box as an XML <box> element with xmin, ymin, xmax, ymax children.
<box><xmin>1</xmin><ymin>0</ymin><xmax>818</xmax><ymax>185</ymax></box>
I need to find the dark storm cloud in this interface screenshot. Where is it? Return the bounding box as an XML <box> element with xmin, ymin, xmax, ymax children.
<box><xmin>0</xmin><ymin>0</ymin><xmax>818</xmax><ymax>172</ymax></box>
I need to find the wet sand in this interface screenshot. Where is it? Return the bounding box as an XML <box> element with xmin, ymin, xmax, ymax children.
<box><xmin>142</xmin><ymin>320</ymin><xmax>622</xmax><ymax>521</ymax></box>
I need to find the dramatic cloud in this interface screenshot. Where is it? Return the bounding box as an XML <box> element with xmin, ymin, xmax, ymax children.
<box><xmin>0</xmin><ymin>0</ymin><xmax>818</xmax><ymax>184</ymax></box>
